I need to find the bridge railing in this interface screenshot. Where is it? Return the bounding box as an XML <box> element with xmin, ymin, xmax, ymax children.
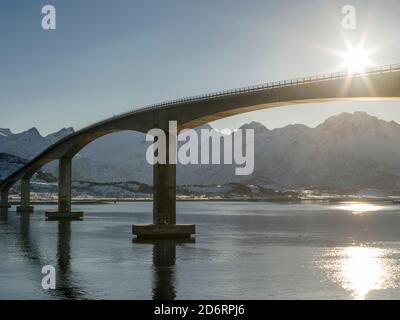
<box><xmin>136</xmin><ymin>63</ymin><xmax>400</xmax><ymax>111</ymax></box>
<box><xmin>75</xmin><ymin>63</ymin><xmax>400</xmax><ymax>133</ymax></box>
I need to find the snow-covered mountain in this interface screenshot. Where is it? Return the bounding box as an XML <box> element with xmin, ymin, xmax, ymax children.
<box><xmin>0</xmin><ymin>126</ymin><xmax>130</xmax><ymax>182</ymax></box>
<box><xmin>178</xmin><ymin>111</ymin><xmax>400</xmax><ymax>191</ymax></box>
<box><xmin>45</xmin><ymin>127</ymin><xmax>74</xmax><ymax>144</ymax></box>
<box><xmin>2</xmin><ymin>111</ymin><xmax>400</xmax><ymax>192</ymax></box>
<box><xmin>0</xmin><ymin>127</ymin><xmax>74</xmax><ymax>159</ymax></box>
<box><xmin>246</xmin><ymin>111</ymin><xmax>400</xmax><ymax>191</ymax></box>
<box><xmin>0</xmin><ymin>127</ymin><xmax>51</xmax><ymax>159</ymax></box>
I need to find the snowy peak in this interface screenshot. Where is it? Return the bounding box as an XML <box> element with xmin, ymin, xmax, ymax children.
<box><xmin>0</xmin><ymin>128</ymin><xmax>12</xmax><ymax>137</ymax></box>
<box><xmin>315</xmin><ymin>112</ymin><xmax>400</xmax><ymax>144</ymax></box>
<box><xmin>0</xmin><ymin>126</ymin><xmax>74</xmax><ymax>159</ymax></box>
<box><xmin>318</xmin><ymin>111</ymin><xmax>395</xmax><ymax>131</ymax></box>
<box><xmin>45</xmin><ymin>127</ymin><xmax>74</xmax><ymax>143</ymax></box>
<box><xmin>23</xmin><ymin>127</ymin><xmax>42</xmax><ymax>138</ymax></box>
<box><xmin>239</xmin><ymin>121</ymin><xmax>268</xmax><ymax>133</ymax></box>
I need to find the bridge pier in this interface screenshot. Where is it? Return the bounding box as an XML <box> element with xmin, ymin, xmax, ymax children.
<box><xmin>0</xmin><ymin>188</ymin><xmax>11</xmax><ymax>209</ymax></box>
<box><xmin>16</xmin><ymin>178</ymin><xmax>34</xmax><ymax>213</ymax></box>
<box><xmin>133</xmin><ymin>129</ymin><xmax>195</xmax><ymax>240</ymax></box>
<box><xmin>46</xmin><ymin>157</ymin><xmax>83</xmax><ymax>221</ymax></box>
<box><xmin>153</xmin><ymin>162</ymin><xmax>177</xmax><ymax>225</ymax></box>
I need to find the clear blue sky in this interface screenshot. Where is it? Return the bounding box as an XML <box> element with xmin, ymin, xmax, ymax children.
<box><xmin>1</xmin><ymin>0</ymin><xmax>400</xmax><ymax>134</ymax></box>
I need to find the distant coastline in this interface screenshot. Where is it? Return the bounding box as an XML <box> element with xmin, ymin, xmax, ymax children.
<box><xmin>8</xmin><ymin>196</ymin><xmax>400</xmax><ymax>206</ymax></box>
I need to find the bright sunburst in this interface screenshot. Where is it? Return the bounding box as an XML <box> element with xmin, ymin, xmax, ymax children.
<box><xmin>340</xmin><ymin>44</ymin><xmax>372</xmax><ymax>74</ymax></box>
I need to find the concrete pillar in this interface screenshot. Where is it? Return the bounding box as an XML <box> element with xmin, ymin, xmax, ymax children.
<box><xmin>45</xmin><ymin>156</ymin><xmax>83</xmax><ymax>221</ymax></box>
<box><xmin>58</xmin><ymin>157</ymin><xmax>72</xmax><ymax>213</ymax></box>
<box><xmin>133</xmin><ymin>126</ymin><xmax>195</xmax><ymax>240</ymax></box>
<box><xmin>16</xmin><ymin>178</ymin><xmax>34</xmax><ymax>213</ymax></box>
<box><xmin>153</xmin><ymin>128</ymin><xmax>176</xmax><ymax>224</ymax></box>
<box><xmin>153</xmin><ymin>163</ymin><xmax>176</xmax><ymax>225</ymax></box>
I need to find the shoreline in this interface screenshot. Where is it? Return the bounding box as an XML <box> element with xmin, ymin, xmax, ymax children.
<box><xmin>8</xmin><ymin>197</ymin><xmax>400</xmax><ymax>206</ymax></box>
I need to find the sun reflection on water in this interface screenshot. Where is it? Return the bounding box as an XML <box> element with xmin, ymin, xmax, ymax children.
<box><xmin>335</xmin><ymin>202</ymin><xmax>383</xmax><ymax>216</ymax></box>
<box><xmin>319</xmin><ymin>246</ymin><xmax>398</xmax><ymax>299</ymax></box>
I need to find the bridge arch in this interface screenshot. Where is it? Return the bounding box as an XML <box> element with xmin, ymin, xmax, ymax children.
<box><xmin>1</xmin><ymin>64</ymin><xmax>400</xmax><ymax>238</ymax></box>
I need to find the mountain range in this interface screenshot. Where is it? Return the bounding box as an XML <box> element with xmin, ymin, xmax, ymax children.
<box><xmin>1</xmin><ymin>111</ymin><xmax>400</xmax><ymax>192</ymax></box>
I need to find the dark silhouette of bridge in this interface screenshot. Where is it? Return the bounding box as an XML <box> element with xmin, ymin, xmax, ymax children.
<box><xmin>1</xmin><ymin>64</ymin><xmax>400</xmax><ymax>239</ymax></box>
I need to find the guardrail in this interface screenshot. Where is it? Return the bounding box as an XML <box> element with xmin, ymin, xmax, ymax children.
<box><xmin>76</xmin><ymin>63</ymin><xmax>400</xmax><ymax>133</ymax></box>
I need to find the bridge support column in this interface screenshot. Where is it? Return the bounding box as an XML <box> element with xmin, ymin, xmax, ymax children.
<box><xmin>0</xmin><ymin>188</ymin><xmax>11</xmax><ymax>209</ymax></box>
<box><xmin>133</xmin><ymin>130</ymin><xmax>195</xmax><ymax>240</ymax></box>
<box><xmin>16</xmin><ymin>178</ymin><xmax>34</xmax><ymax>213</ymax></box>
<box><xmin>46</xmin><ymin>157</ymin><xmax>83</xmax><ymax>221</ymax></box>
<box><xmin>153</xmin><ymin>162</ymin><xmax>177</xmax><ymax>225</ymax></box>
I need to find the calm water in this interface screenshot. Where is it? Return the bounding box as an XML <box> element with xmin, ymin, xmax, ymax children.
<box><xmin>1</xmin><ymin>201</ymin><xmax>400</xmax><ymax>300</ymax></box>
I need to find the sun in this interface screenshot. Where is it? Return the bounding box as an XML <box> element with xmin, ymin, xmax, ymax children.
<box><xmin>340</xmin><ymin>44</ymin><xmax>371</xmax><ymax>74</ymax></box>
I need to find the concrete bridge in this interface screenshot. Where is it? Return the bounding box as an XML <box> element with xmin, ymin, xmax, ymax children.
<box><xmin>1</xmin><ymin>64</ymin><xmax>400</xmax><ymax>240</ymax></box>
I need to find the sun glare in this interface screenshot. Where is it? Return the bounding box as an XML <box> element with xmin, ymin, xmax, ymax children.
<box><xmin>319</xmin><ymin>246</ymin><xmax>399</xmax><ymax>300</ymax></box>
<box><xmin>338</xmin><ymin>247</ymin><xmax>390</xmax><ymax>299</ymax></box>
<box><xmin>341</xmin><ymin>45</ymin><xmax>371</xmax><ymax>74</ymax></box>
<box><xmin>335</xmin><ymin>202</ymin><xmax>382</xmax><ymax>216</ymax></box>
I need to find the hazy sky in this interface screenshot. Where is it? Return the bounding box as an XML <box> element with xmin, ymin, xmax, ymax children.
<box><xmin>2</xmin><ymin>0</ymin><xmax>400</xmax><ymax>134</ymax></box>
